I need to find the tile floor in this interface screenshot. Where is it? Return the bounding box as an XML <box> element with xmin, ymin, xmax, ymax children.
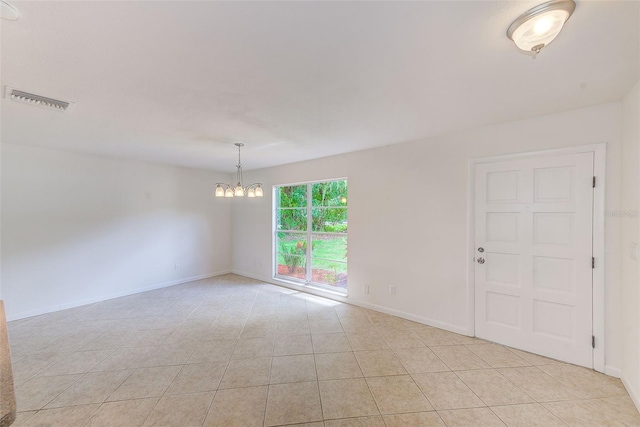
<box><xmin>7</xmin><ymin>274</ymin><xmax>640</xmax><ymax>427</ymax></box>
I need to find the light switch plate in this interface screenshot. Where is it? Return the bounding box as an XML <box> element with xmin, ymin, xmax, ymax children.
<box><xmin>630</xmin><ymin>242</ymin><xmax>639</xmax><ymax>261</ymax></box>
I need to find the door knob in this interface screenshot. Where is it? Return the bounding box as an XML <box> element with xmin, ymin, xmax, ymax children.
<box><xmin>477</xmin><ymin>257</ymin><xmax>485</xmax><ymax>264</ymax></box>
<box><xmin>478</xmin><ymin>247</ymin><xmax>484</xmax><ymax>253</ymax></box>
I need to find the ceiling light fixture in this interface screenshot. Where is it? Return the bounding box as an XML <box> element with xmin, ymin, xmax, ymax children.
<box><xmin>507</xmin><ymin>0</ymin><xmax>575</xmax><ymax>54</ymax></box>
<box><xmin>5</xmin><ymin>87</ymin><xmax>74</xmax><ymax>111</ymax></box>
<box><xmin>215</xmin><ymin>143</ymin><xmax>263</xmax><ymax>198</ymax></box>
<box><xmin>0</xmin><ymin>0</ymin><xmax>19</xmax><ymax>20</ymax></box>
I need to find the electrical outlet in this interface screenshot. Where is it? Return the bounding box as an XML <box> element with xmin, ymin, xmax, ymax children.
<box><xmin>389</xmin><ymin>286</ymin><xmax>396</xmax><ymax>295</ymax></box>
<box><xmin>363</xmin><ymin>285</ymin><xmax>369</xmax><ymax>294</ymax></box>
<box><xmin>631</xmin><ymin>243</ymin><xmax>639</xmax><ymax>261</ymax></box>
<box><xmin>174</xmin><ymin>264</ymin><xmax>180</xmax><ymax>270</ymax></box>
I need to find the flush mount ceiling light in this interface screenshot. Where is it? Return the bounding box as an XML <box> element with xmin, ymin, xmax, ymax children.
<box><xmin>507</xmin><ymin>0</ymin><xmax>576</xmax><ymax>54</ymax></box>
<box><xmin>0</xmin><ymin>0</ymin><xmax>19</xmax><ymax>20</ymax></box>
<box><xmin>215</xmin><ymin>143</ymin><xmax>264</xmax><ymax>198</ymax></box>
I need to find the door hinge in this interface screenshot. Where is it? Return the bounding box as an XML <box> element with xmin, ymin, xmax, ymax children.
<box><xmin>592</xmin><ymin>335</ymin><xmax>596</xmax><ymax>349</ymax></box>
<box><xmin>592</xmin><ymin>257</ymin><xmax>595</xmax><ymax>269</ymax></box>
<box><xmin>593</xmin><ymin>176</ymin><xmax>596</xmax><ymax>188</ymax></box>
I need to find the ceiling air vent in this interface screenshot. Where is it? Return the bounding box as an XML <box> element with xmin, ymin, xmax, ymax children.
<box><xmin>4</xmin><ymin>86</ymin><xmax>74</xmax><ymax>111</ymax></box>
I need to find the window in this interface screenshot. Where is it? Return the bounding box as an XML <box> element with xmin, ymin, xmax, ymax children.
<box><xmin>275</xmin><ymin>180</ymin><xmax>347</xmax><ymax>293</ymax></box>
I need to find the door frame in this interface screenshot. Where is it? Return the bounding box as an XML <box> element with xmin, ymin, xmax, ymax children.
<box><xmin>466</xmin><ymin>143</ymin><xmax>606</xmax><ymax>373</ymax></box>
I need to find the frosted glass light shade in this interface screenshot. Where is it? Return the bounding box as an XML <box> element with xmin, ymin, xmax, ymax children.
<box><xmin>225</xmin><ymin>188</ymin><xmax>234</xmax><ymax>198</ymax></box>
<box><xmin>247</xmin><ymin>188</ymin><xmax>256</xmax><ymax>198</ymax></box>
<box><xmin>234</xmin><ymin>185</ymin><xmax>244</xmax><ymax>197</ymax></box>
<box><xmin>1</xmin><ymin>0</ymin><xmax>20</xmax><ymax>20</ymax></box>
<box><xmin>215</xmin><ymin>185</ymin><xmax>225</xmax><ymax>197</ymax></box>
<box><xmin>507</xmin><ymin>0</ymin><xmax>575</xmax><ymax>53</ymax></box>
<box><xmin>255</xmin><ymin>186</ymin><xmax>264</xmax><ymax>197</ymax></box>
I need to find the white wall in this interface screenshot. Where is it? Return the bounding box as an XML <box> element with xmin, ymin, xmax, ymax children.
<box><xmin>621</xmin><ymin>81</ymin><xmax>640</xmax><ymax>407</ymax></box>
<box><xmin>1</xmin><ymin>143</ymin><xmax>231</xmax><ymax>320</ymax></box>
<box><xmin>232</xmin><ymin>102</ymin><xmax>624</xmax><ymax>372</ymax></box>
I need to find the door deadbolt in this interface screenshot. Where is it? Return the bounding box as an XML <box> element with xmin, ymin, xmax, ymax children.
<box><xmin>477</xmin><ymin>247</ymin><xmax>484</xmax><ymax>253</ymax></box>
<box><xmin>477</xmin><ymin>257</ymin><xmax>485</xmax><ymax>264</ymax></box>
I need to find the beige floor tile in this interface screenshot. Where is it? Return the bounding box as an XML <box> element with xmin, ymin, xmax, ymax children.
<box><xmin>11</xmin><ymin>352</ymin><xmax>67</xmax><ymax>386</ymax></box>
<box><xmin>231</xmin><ymin>336</ymin><xmax>275</xmax><ymax>359</ymax></box>
<box><xmin>274</xmin><ymin>334</ymin><xmax>313</xmax><ymax>356</ymax></box>
<box><xmin>142</xmin><ymin>342</ymin><xmax>197</xmax><ymax>367</ymax></box>
<box><xmin>506</xmin><ymin>348</ymin><xmax>560</xmax><ymax>366</ymax></box>
<box><xmin>312</xmin><ymin>333</ymin><xmax>352</xmax><ymax>353</ymax></box>
<box><xmin>265</xmin><ymin>381</ymin><xmax>323</xmax><ymax>426</ymax></box>
<box><xmin>240</xmin><ymin>320</ymin><xmax>277</xmax><ymax>338</ymax></box>
<box><xmin>413</xmin><ymin>328</ymin><xmax>465</xmax><ymax>346</ymax></box>
<box><xmin>394</xmin><ymin>347</ymin><xmax>449</xmax><ymax>374</ymax></box>
<box><xmin>276</xmin><ymin>320</ymin><xmax>311</xmax><ymax>336</ymax></box>
<box><xmin>270</xmin><ymin>354</ymin><xmax>317</xmax><ymax>384</ymax></box>
<box><xmin>339</xmin><ymin>318</ymin><xmax>376</xmax><ymax>335</ymax></box>
<box><xmin>142</xmin><ymin>391</ymin><xmax>215</xmax><ymax>426</ymax></box>
<box><xmin>437</xmin><ymin>407</ymin><xmax>506</xmax><ymax>426</ymax></box>
<box><xmin>38</xmin><ymin>332</ymin><xmax>103</xmax><ymax>354</ymax></box>
<box><xmin>491</xmin><ymin>403</ymin><xmax>565</xmax><ymax>427</ymax></box>
<box><xmin>456</xmin><ymin>369</ymin><xmax>533</xmax><ymax>406</ymax></box>
<box><xmin>91</xmin><ymin>346</ymin><xmax>155</xmax><ymax>372</ymax></box>
<box><xmin>218</xmin><ymin>356</ymin><xmax>272</xmax><ymax>389</ymax></box>
<box><xmin>85</xmin><ymin>397</ymin><xmax>159</xmax><ymax>427</ymax></box>
<box><xmin>430</xmin><ymin>345</ymin><xmax>491</xmax><ymax>371</ymax></box>
<box><xmin>353</xmin><ymin>350</ymin><xmax>407</xmax><ymax>377</ymax></box>
<box><xmin>11</xmin><ymin>411</ymin><xmax>37</xmax><ymax>427</ymax></box>
<box><xmin>203</xmin><ymin>385</ymin><xmax>268</xmax><ymax>427</ymax></box>
<box><xmin>38</xmin><ymin>349</ymin><xmax>114</xmax><ymax>376</ymax></box>
<box><xmin>319</xmin><ymin>378</ymin><xmax>379</xmax><ymax>420</ymax></box>
<box><xmin>346</xmin><ymin>333</ymin><xmax>389</xmax><ymax>351</ymax></box>
<box><xmin>412</xmin><ymin>372</ymin><xmax>485</xmax><ymax>410</ymax></box>
<box><xmin>10</xmin><ymin>275</ymin><xmax>639</xmax><ymax>427</ymax></box>
<box><xmin>188</xmin><ymin>339</ymin><xmax>236</xmax><ymax>364</ymax></box>
<box><xmin>366</xmin><ymin>375</ymin><xmax>434</xmax><ymax>414</ymax></box>
<box><xmin>46</xmin><ymin>369</ymin><xmax>133</xmax><ymax>408</ymax></box>
<box><xmin>539</xmin><ymin>363</ymin><xmax>628</xmax><ymax>399</ymax></box>
<box><xmin>543</xmin><ymin>396</ymin><xmax>640</xmax><ymax>426</ymax></box>
<box><xmin>466</xmin><ymin>344</ymin><xmax>530</xmax><ymax>368</ymax></box>
<box><xmin>497</xmin><ymin>366</ymin><xmax>581</xmax><ymax>402</ymax></box>
<box><xmin>309</xmin><ymin>318</ymin><xmax>344</xmax><ymax>334</ymax></box>
<box><xmin>324</xmin><ymin>416</ymin><xmax>385</xmax><ymax>427</ymax></box>
<box><xmin>279</xmin><ymin>423</ymin><xmax>324</xmax><ymax>427</ymax></box>
<box><xmin>383</xmin><ymin>412</ymin><xmax>446</xmax><ymax>427</ymax></box>
<box><xmin>19</xmin><ymin>404</ymin><xmax>99</xmax><ymax>427</ymax></box>
<box><xmin>382</xmin><ymin>330</ymin><xmax>426</xmax><ymax>349</ymax></box>
<box><xmin>166</xmin><ymin>362</ymin><xmax>227</xmax><ymax>394</ymax></box>
<box><xmin>107</xmin><ymin>366</ymin><xmax>181</xmax><ymax>401</ymax></box>
<box><xmin>315</xmin><ymin>352</ymin><xmax>363</xmax><ymax>380</ymax></box>
<box><xmin>16</xmin><ymin>374</ymin><xmax>82</xmax><ymax>411</ymax></box>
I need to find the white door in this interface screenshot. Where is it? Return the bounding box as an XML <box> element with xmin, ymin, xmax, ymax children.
<box><xmin>474</xmin><ymin>152</ymin><xmax>594</xmax><ymax>368</ymax></box>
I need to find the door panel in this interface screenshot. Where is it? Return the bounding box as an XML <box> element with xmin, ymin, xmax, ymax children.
<box><xmin>475</xmin><ymin>152</ymin><xmax>594</xmax><ymax>368</ymax></box>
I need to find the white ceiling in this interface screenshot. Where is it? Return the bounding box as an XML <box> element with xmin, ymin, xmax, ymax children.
<box><xmin>1</xmin><ymin>1</ymin><xmax>638</xmax><ymax>172</ymax></box>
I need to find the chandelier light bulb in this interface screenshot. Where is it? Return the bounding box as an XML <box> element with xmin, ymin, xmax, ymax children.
<box><xmin>255</xmin><ymin>186</ymin><xmax>264</xmax><ymax>198</ymax></box>
<box><xmin>215</xmin><ymin>185</ymin><xmax>225</xmax><ymax>198</ymax></box>
<box><xmin>247</xmin><ymin>188</ymin><xmax>256</xmax><ymax>198</ymax></box>
<box><xmin>224</xmin><ymin>188</ymin><xmax>234</xmax><ymax>198</ymax></box>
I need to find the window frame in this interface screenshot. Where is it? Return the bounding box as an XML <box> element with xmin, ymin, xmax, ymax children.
<box><xmin>273</xmin><ymin>179</ymin><xmax>347</xmax><ymax>294</ymax></box>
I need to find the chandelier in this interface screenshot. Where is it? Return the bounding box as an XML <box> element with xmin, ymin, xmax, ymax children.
<box><xmin>215</xmin><ymin>143</ymin><xmax>264</xmax><ymax>198</ymax></box>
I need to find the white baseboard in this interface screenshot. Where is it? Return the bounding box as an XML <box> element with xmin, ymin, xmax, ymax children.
<box><xmin>604</xmin><ymin>366</ymin><xmax>622</xmax><ymax>378</ymax></box>
<box><xmin>6</xmin><ymin>270</ymin><xmax>230</xmax><ymax>322</ymax></box>
<box><xmin>622</xmin><ymin>373</ymin><xmax>640</xmax><ymax>412</ymax></box>
<box><xmin>232</xmin><ymin>270</ymin><xmax>469</xmax><ymax>336</ymax></box>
